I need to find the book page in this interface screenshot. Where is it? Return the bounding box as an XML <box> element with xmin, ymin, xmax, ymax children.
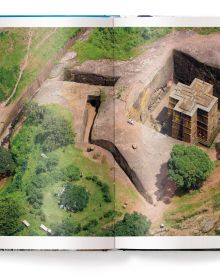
<box><xmin>2</xmin><ymin>16</ymin><xmax>220</xmax><ymax>250</ymax></box>
<box><xmin>114</xmin><ymin>16</ymin><xmax>220</xmax><ymax>250</ymax></box>
<box><xmin>0</xmin><ymin>16</ymin><xmax>115</xmax><ymax>250</ymax></box>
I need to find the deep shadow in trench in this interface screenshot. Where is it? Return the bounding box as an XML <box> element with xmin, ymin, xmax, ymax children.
<box><xmin>64</xmin><ymin>69</ymin><xmax>120</xmax><ymax>87</ymax></box>
<box><xmin>173</xmin><ymin>49</ymin><xmax>220</xmax><ymax>107</ymax></box>
<box><xmin>86</xmin><ymin>95</ymin><xmax>153</xmax><ymax>204</ymax></box>
<box><xmin>86</xmin><ymin>95</ymin><xmax>101</xmax><ymax>143</ymax></box>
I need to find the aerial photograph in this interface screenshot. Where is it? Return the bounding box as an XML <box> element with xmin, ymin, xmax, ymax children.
<box><xmin>0</xmin><ymin>26</ymin><xmax>220</xmax><ymax>236</ymax></box>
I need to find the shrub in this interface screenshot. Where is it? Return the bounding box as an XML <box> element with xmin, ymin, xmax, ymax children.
<box><xmin>100</xmin><ymin>90</ymin><xmax>107</xmax><ymax>103</ymax></box>
<box><xmin>103</xmin><ymin>210</ymin><xmax>120</xmax><ymax>220</ymax></box>
<box><xmin>0</xmin><ymin>147</ymin><xmax>15</xmax><ymax>178</ymax></box>
<box><xmin>45</xmin><ymin>156</ymin><xmax>59</xmax><ymax>172</ymax></box>
<box><xmin>168</xmin><ymin>144</ymin><xmax>214</xmax><ymax>191</ymax></box>
<box><xmin>52</xmin><ymin>219</ymin><xmax>81</xmax><ymax>236</ymax></box>
<box><xmin>11</xmin><ymin>124</ymin><xmax>37</xmax><ymax>166</ymax></box>
<box><xmin>82</xmin><ymin>219</ymin><xmax>98</xmax><ymax>231</ymax></box>
<box><xmin>35</xmin><ymin>162</ymin><xmax>47</xmax><ymax>175</ymax></box>
<box><xmin>51</xmin><ymin>170</ymin><xmax>66</xmax><ymax>182</ymax></box>
<box><xmin>25</xmin><ymin>102</ymin><xmax>46</xmax><ymax>125</ymax></box>
<box><xmin>60</xmin><ymin>183</ymin><xmax>89</xmax><ymax>212</ymax></box>
<box><xmin>0</xmin><ymin>196</ymin><xmax>23</xmax><ymax>235</ymax></box>
<box><xmin>26</xmin><ymin>185</ymin><xmax>43</xmax><ymax>208</ymax></box>
<box><xmin>85</xmin><ymin>175</ymin><xmax>111</xmax><ymax>202</ymax></box>
<box><xmin>104</xmin><ymin>212</ymin><xmax>151</xmax><ymax>236</ymax></box>
<box><xmin>35</xmin><ymin>156</ymin><xmax>59</xmax><ymax>175</ymax></box>
<box><xmin>7</xmin><ymin>169</ymin><xmax>23</xmax><ymax>192</ymax></box>
<box><xmin>63</xmin><ymin>164</ymin><xmax>81</xmax><ymax>181</ymax></box>
<box><xmin>30</xmin><ymin>175</ymin><xmax>47</xmax><ymax>189</ymax></box>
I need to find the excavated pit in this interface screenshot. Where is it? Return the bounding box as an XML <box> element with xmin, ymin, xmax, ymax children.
<box><xmin>64</xmin><ymin>69</ymin><xmax>120</xmax><ymax>86</ymax></box>
<box><xmin>173</xmin><ymin>49</ymin><xmax>220</xmax><ymax>107</ymax></box>
<box><xmin>145</xmin><ymin>49</ymin><xmax>220</xmax><ymax>138</ymax></box>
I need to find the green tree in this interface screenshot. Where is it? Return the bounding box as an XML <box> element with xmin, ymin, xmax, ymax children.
<box><xmin>82</xmin><ymin>219</ymin><xmax>98</xmax><ymax>232</ymax></box>
<box><xmin>105</xmin><ymin>212</ymin><xmax>151</xmax><ymax>236</ymax></box>
<box><xmin>0</xmin><ymin>196</ymin><xmax>23</xmax><ymax>235</ymax></box>
<box><xmin>25</xmin><ymin>102</ymin><xmax>46</xmax><ymax>125</ymax></box>
<box><xmin>26</xmin><ymin>185</ymin><xmax>43</xmax><ymax>209</ymax></box>
<box><xmin>52</xmin><ymin>219</ymin><xmax>81</xmax><ymax>236</ymax></box>
<box><xmin>35</xmin><ymin>113</ymin><xmax>74</xmax><ymax>152</ymax></box>
<box><xmin>60</xmin><ymin>183</ymin><xmax>89</xmax><ymax>212</ymax></box>
<box><xmin>45</xmin><ymin>156</ymin><xmax>59</xmax><ymax>171</ymax></box>
<box><xmin>168</xmin><ymin>144</ymin><xmax>214</xmax><ymax>191</ymax></box>
<box><xmin>63</xmin><ymin>164</ymin><xmax>81</xmax><ymax>181</ymax></box>
<box><xmin>0</xmin><ymin>147</ymin><xmax>15</xmax><ymax>178</ymax></box>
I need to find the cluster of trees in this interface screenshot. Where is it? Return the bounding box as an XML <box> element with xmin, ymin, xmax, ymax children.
<box><xmin>168</xmin><ymin>144</ymin><xmax>214</xmax><ymax>191</ymax></box>
<box><xmin>26</xmin><ymin>185</ymin><xmax>43</xmax><ymax>209</ymax></box>
<box><xmin>52</xmin><ymin>218</ymin><xmax>81</xmax><ymax>236</ymax></box>
<box><xmin>35</xmin><ymin>156</ymin><xmax>59</xmax><ymax>175</ymax></box>
<box><xmin>9</xmin><ymin>103</ymin><xmax>76</xmax><ymax>195</ymax></box>
<box><xmin>24</xmin><ymin>102</ymin><xmax>46</xmax><ymax>125</ymax></box>
<box><xmin>10</xmin><ymin>122</ymin><xmax>40</xmax><ymax>192</ymax></box>
<box><xmin>25</xmin><ymin>174</ymin><xmax>51</xmax><ymax>209</ymax></box>
<box><xmin>104</xmin><ymin>212</ymin><xmax>151</xmax><ymax>236</ymax></box>
<box><xmin>0</xmin><ymin>196</ymin><xmax>23</xmax><ymax>235</ymax></box>
<box><xmin>0</xmin><ymin>147</ymin><xmax>15</xmax><ymax>178</ymax></box>
<box><xmin>34</xmin><ymin>110</ymin><xmax>74</xmax><ymax>153</ymax></box>
<box><xmin>51</xmin><ymin>212</ymin><xmax>151</xmax><ymax>237</ymax></box>
<box><xmin>24</xmin><ymin>103</ymin><xmax>75</xmax><ymax>153</ymax></box>
<box><xmin>60</xmin><ymin>183</ymin><xmax>89</xmax><ymax>212</ymax></box>
<box><xmin>85</xmin><ymin>175</ymin><xmax>111</xmax><ymax>202</ymax></box>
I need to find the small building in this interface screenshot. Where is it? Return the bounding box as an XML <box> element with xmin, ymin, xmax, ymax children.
<box><xmin>168</xmin><ymin>78</ymin><xmax>219</xmax><ymax>146</ymax></box>
<box><xmin>22</xmin><ymin>220</ymin><xmax>30</xmax><ymax>227</ymax></box>
<box><xmin>40</xmin><ymin>224</ymin><xmax>52</xmax><ymax>234</ymax></box>
<box><xmin>41</xmin><ymin>153</ymin><xmax>48</xmax><ymax>159</ymax></box>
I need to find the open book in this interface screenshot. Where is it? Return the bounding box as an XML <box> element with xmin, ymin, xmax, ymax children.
<box><xmin>0</xmin><ymin>16</ymin><xmax>220</xmax><ymax>250</ymax></box>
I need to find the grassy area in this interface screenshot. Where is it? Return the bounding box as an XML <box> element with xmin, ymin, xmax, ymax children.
<box><xmin>0</xmin><ymin>28</ymin><xmax>80</xmax><ymax>102</ymax></box>
<box><xmin>115</xmin><ymin>180</ymin><xmax>139</xmax><ymax>215</ymax></box>
<box><xmin>0</xmin><ymin>102</ymin><xmax>147</xmax><ymax>236</ymax></box>
<box><xmin>73</xmin><ymin>27</ymin><xmax>172</xmax><ymax>63</ymax></box>
<box><xmin>40</xmin><ymin>146</ymin><xmax>115</xmax><ymax>236</ymax></box>
<box><xmin>0</xmin><ymin>104</ymin><xmax>118</xmax><ymax>236</ymax></box>
<box><xmin>73</xmin><ymin>27</ymin><xmax>220</xmax><ymax>64</ymax></box>
<box><xmin>164</xmin><ymin>180</ymin><xmax>220</xmax><ymax>230</ymax></box>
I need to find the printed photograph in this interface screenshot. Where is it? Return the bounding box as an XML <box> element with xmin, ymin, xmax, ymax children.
<box><xmin>0</xmin><ymin>27</ymin><xmax>220</xmax><ymax>237</ymax></box>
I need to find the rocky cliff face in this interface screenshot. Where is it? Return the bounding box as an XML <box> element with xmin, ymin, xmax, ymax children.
<box><xmin>173</xmin><ymin>49</ymin><xmax>220</xmax><ymax>104</ymax></box>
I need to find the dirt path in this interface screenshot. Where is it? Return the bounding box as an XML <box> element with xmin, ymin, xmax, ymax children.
<box><xmin>33</xmin><ymin>28</ymin><xmax>57</xmax><ymax>51</ymax></box>
<box><xmin>204</xmin><ymin>166</ymin><xmax>220</xmax><ymax>189</ymax></box>
<box><xmin>3</xmin><ymin>28</ymin><xmax>58</xmax><ymax>106</ymax></box>
<box><xmin>6</xmin><ymin>29</ymin><xmax>33</xmax><ymax>104</ymax></box>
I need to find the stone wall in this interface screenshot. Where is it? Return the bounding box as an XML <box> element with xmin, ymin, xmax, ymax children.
<box><xmin>129</xmin><ymin>53</ymin><xmax>173</xmax><ymax>122</ymax></box>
